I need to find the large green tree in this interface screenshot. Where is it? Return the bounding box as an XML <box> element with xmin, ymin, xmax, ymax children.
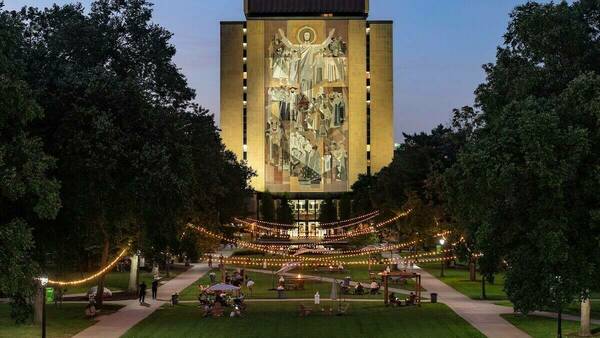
<box><xmin>0</xmin><ymin>6</ymin><xmax>61</xmax><ymax>322</ymax></box>
<box><xmin>5</xmin><ymin>0</ymin><xmax>253</xmax><ymax>308</ymax></box>
<box><xmin>447</xmin><ymin>1</ymin><xmax>600</xmax><ymax>335</ymax></box>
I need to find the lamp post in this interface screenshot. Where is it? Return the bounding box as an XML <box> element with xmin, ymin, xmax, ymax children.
<box><xmin>39</xmin><ymin>276</ymin><xmax>48</xmax><ymax>338</ymax></box>
<box><xmin>439</xmin><ymin>239</ymin><xmax>445</xmax><ymax>277</ymax></box>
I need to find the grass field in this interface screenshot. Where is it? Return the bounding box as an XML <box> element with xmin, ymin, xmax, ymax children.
<box><xmin>123</xmin><ymin>302</ymin><xmax>485</xmax><ymax>338</ymax></box>
<box><xmin>496</xmin><ymin>299</ymin><xmax>600</xmax><ymax>320</ymax></box>
<box><xmin>51</xmin><ymin>267</ymin><xmax>186</xmax><ymax>295</ymax></box>
<box><xmin>502</xmin><ymin>314</ymin><xmax>600</xmax><ymax>338</ymax></box>
<box><xmin>179</xmin><ymin>269</ymin><xmax>384</xmax><ymax>301</ymax></box>
<box><xmin>0</xmin><ymin>303</ymin><xmax>123</xmax><ymax>338</ymax></box>
<box><xmin>421</xmin><ymin>263</ymin><xmax>507</xmax><ymax>300</ymax></box>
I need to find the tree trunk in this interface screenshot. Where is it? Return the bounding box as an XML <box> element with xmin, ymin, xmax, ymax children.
<box><xmin>469</xmin><ymin>257</ymin><xmax>476</xmax><ymax>281</ymax></box>
<box><xmin>580</xmin><ymin>297</ymin><xmax>592</xmax><ymax>337</ymax></box>
<box><xmin>33</xmin><ymin>285</ymin><xmax>43</xmax><ymax>324</ymax></box>
<box><xmin>128</xmin><ymin>253</ymin><xmax>139</xmax><ymax>293</ymax></box>
<box><xmin>95</xmin><ymin>237</ymin><xmax>109</xmax><ymax>308</ymax></box>
<box><xmin>481</xmin><ymin>277</ymin><xmax>487</xmax><ymax>300</ymax></box>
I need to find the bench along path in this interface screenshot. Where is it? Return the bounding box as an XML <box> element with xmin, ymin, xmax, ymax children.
<box><xmin>73</xmin><ymin>250</ymin><xmax>233</xmax><ymax>338</ymax></box>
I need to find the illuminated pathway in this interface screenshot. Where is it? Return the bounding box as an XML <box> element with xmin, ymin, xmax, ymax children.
<box><xmin>73</xmin><ymin>250</ymin><xmax>233</xmax><ymax>338</ymax></box>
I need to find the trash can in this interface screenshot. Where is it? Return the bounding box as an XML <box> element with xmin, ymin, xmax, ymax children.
<box><xmin>430</xmin><ymin>293</ymin><xmax>438</xmax><ymax>303</ymax></box>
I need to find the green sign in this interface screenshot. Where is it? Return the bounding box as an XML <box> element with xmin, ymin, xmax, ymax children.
<box><xmin>436</xmin><ymin>245</ymin><xmax>442</xmax><ymax>253</ymax></box>
<box><xmin>45</xmin><ymin>287</ymin><xmax>54</xmax><ymax>303</ymax></box>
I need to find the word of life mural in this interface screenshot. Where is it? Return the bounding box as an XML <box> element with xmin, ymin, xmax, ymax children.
<box><xmin>265</xmin><ymin>23</ymin><xmax>349</xmax><ymax>192</ymax></box>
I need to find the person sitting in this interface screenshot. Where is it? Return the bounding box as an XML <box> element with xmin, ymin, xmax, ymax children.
<box><xmin>388</xmin><ymin>292</ymin><xmax>399</xmax><ymax>306</ymax></box>
<box><xmin>277</xmin><ymin>285</ymin><xmax>285</xmax><ymax>299</ymax></box>
<box><xmin>407</xmin><ymin>292</ymin><xmax>417</xmax><ymax>306</ymax></box>
<box><xmin>354</xmin><ymin>282</ymin><xmax>364</xmax><ymax>295</ymax></box>
<box><xmin>370</xmin><ymin>281</ymin><xmax>380</xmax><ymax>294</ymax></box>
<box><xmin>198</xmin><ymin>292</ymin><xmax>208</xmax><ymax>305</ymax></box>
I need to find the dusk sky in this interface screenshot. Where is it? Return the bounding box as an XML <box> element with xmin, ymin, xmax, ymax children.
<box><xmin>5</xmin><ymin>0</ymin><xmax>559</xmax><ymax>142</ymax></box>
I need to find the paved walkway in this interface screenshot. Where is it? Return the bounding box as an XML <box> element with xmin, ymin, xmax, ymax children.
<box><xmin>417</xmin><ymin>268</ymin><xmax>530</xmax><ymax>338</ymax></box>
<box><xmin>73</xmin><ymin>250</ymin><xmax>233</xmax><ymax>338</ymax></box>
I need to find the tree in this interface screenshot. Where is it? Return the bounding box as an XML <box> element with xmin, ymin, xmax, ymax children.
<box><xmin>276</xmin><ymin>194</ymin><xmax>294</xmax><ymax>224</ymax></box>
<box><xmin>260</xmin><ymin>192</ymin><xmax>275</xmax><ymax>221</ymax></box>
<box><xmin>0</xmin><ymin>6</ymin><xmax>61</xmax><ymax>322</ymax></box>
<box><xmin>339</xmin><ymin>193</ymin><xmax>352</xmax><ymax>220</ymax></box>
<box><xmin>10</xmin><ymin>0</ymin><xmax>253</xmax><ymax>307</ymax></box>
<box><xmin>318</xmin><ymin>198</ymin><xmax>337</xmax><ymax>223</ymax></box>
<box><xmin>447</xmin><ymin>2</ymin><xmax>600</xmax><ymax>335</ymax></box>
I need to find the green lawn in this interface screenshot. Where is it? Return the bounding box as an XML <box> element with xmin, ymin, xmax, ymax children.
<box><xmin>123</xmin><ymin>302</ymin><xmax>485</xmax><ymax>338</ymax></box>
<box><xmin>179</xmin><ymin>269</ymin><xmax>383</xmax><ymax>301</ymax></box>
<box><xmin>0</xmin><ymin>303</ymin><xmax>123</xmax><ymax>338</ymax></box>
<box><xmin>502</xmin><ymin>314</ymin><xmax>600</xmax><ymax>338</ymax></box>
<box><xmin>496</xmin><ymin>299</ymin><xmax>600</xmax><ymax>320</ymax></box>
<box><xmin>50</xmin><ymin>267</ymin><xmax>186</xmax><ymax>295</ymax></box>
<box><xmin>421</xmin><ymin>263</ymin><xmax>507</xmax><ymax>300</ymax></box>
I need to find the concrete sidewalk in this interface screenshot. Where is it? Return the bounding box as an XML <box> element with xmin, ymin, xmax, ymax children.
<box><xmin>418</xmin><ymin>268</ymin><xmax>531</xmax><ymax>338</ymax></box>
<box><xmin>73</xmin><ymin>250</ymin><xmax>233</xmax><ymax>338</ymax></box>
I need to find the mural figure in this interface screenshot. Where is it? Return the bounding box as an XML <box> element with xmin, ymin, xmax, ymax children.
<box><xmin>265</xmin><ymin>24</ymin><xmax>349</xmax><ymax>191</ymax></box>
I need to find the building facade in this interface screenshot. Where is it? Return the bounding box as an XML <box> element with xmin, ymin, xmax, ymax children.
<box><xmin>221</xmin><ymin>0</ymin><xmax>393</xmax><ymax>236</ymax></box>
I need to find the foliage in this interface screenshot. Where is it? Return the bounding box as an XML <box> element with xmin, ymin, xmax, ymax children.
<box><xmin>446</xmin><ymin>0</ymin><xmax>600</xmax><ymax>319</ymax></box>
<box><xmin>0</xmin><ymin>6</ymin><xmax>61</xmax><ymax>322</ymax></box>
<box><xmin>276</xmin><ymin>194</ymin><xmax>294</xmax><ymax>224</ymax></box>
<box><xmin>339</xmin><ymin>193</ymin><xmax>352</xmax><ymax>220</ymax></box>
<box><xmin>260</xmin><ymin>192</ymin><xmax>275</xmax><ymax>221</ymax></box>
<box><xmin>318</xmin><ymin>198</ymin><xmax>337</xmax><ymax>223</ymax></box>
<box><xmin>0</xmin><ymin>0</ymin><xmax>252</xmax><ymax>313</ymax></box>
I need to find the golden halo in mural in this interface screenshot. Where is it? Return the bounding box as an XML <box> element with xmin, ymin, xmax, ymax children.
<box><xmin>297</xmin><ymin>26</ymin><xmax>317</xmax><ymax>44</ymax></box>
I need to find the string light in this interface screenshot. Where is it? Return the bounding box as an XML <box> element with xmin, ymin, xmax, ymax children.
<box><xmin>47</xmin><ymin>246</ymin><xmax>130</xmax><ymax>286</ymax></box>
<box><xmin>237</xmin><ymin>210</ymin><xmax>380</xmax><ymax>229</ymax></box>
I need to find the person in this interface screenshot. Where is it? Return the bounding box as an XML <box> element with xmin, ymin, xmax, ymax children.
<box><xmin>246</xmin><ymin>278</ymin><xmax>255</xmax><ymax>296</ymax></box>
<box><xmin>370</xmin><ymin>281</ymin><xmax>380</xmax><ymax>295</ymax></box>
<box><xmin>139</xmin><ymin>281</ymin><xmax>147</xmax><ymax>304</ymax></box>
<box><xmin>355</xmin><ymin>282</ymin><xmax>364</xmax><ymax>295</ymax></box>
<box><xmin>408</xmin><ymin>292</ymin><xmax>417</xmax><ymax>306</ymax></box>
<box><xmin>151</xmin><ymin>278</ymin><xmax>158</xmax><ymax>300</ymax></box>
<box><xmin>388</xmin><ymin>292</ymin><xmax>398</xmax><ymax>306</ymax></box>
<box><xmin>277</xmin><ymin>285</ymin><xmax>285</xmax><ymax>299</ymax></box>
<box><xmin>278</xmin><ymin>275</ymin><xmax>285</xmax><ymax>285</ymax></box>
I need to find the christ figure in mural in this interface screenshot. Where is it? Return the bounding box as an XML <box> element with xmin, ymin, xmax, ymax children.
<box><xmin>278</xmin><ymin>27</ymin><xmax>336</xmax><ymax>99</ymax></box>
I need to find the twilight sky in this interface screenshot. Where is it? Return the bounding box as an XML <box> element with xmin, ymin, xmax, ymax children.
<box><xmin>5</xmin><ymin>0</ymin><xmax>558</xmax><ymax>142</ymax></box>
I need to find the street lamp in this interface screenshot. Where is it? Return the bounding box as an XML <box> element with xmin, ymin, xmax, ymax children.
<box><xmin>39</xmin><ymin>276</ymin><xmax>48</xmax><ymax>338</ymax></box>
<box><xmin>439</xmin><ymin>239</ymin><xmax>446</xmax><ymax>277</ymax></box>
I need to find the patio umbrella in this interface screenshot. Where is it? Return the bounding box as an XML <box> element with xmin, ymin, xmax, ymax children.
<box><xmin>206</xmin><ymin>283</ymin><xmax>240</xmax><ymax>292</ymax></box>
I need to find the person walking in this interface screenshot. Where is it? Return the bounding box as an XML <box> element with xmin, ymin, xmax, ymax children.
<box><xmin>139</xmin><ymin>281</ymin><xmax>147</xmax><ymax>304</ymax></box>
<box><xmin>151</xmin><ymin>279</ymin><xmax>158</xmax><ymax>300</ymax></box>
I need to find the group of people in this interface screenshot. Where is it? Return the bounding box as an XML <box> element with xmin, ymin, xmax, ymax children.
<box><xmin>388</xmin><ymin>292</ymin><xmax>418</xmax><ymax>307</ymax></box>
<box><xmin>339</xmin><ymin>280</ymin><xmax>381</xmax><ymax>295</ymax></box>
<box><xmin>138</xmin><ymin>278</ymin><xmax>159</xmax><ymax>304</ymax></box>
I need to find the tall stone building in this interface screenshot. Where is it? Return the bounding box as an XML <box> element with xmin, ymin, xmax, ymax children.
<box><xmin>221</xmin><ymin>0</ymin><xmax>393</xmax><ymax>237</ymax></box>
